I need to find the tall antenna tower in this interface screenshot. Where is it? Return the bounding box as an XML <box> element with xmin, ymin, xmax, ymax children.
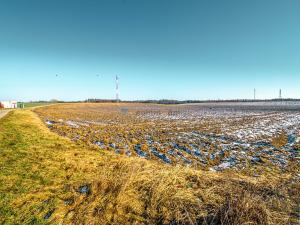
<box><xmin>254</xmin><ymin>88</ymin><xmax>256</xmax><ymax>100</ymax></box>
<box><xmin>279</xmin><ymin>89</ymin><xmax>282</xmax><ymax>99</ymax></box>
<box><xmin>116</xmin><ymin>75</ymin><xmax>119</xmax><ymax>102</ymax></box>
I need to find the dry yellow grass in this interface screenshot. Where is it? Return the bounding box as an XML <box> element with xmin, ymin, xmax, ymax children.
<box><xmin>271</xmin><ymin>133</ymin><xmax>288</xmax><ymax>149</ymax></box>
<box><xmin>0</xmin><ymin>110</ymin><xmax>299</xmax><ymax>224</ymax></box>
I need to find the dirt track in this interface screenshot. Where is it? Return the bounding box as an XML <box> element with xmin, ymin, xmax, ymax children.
<box><xmin>0</xmin><ymin>110</ymin><xmax>10</xmax><ymax>120</ymax></box>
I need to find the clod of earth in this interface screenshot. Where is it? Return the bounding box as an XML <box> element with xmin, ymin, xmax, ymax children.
<box><xmin>78</xmin><ymin>185</ymin><xmax>91</xmax><ymax>195</ymax></box>
<box><xmin>44</xmin><ymin>209</ymin><xmax>55</xmax><ymax>220</ymax></box>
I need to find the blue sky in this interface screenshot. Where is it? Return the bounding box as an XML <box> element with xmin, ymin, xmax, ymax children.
<box><xmin>0</xmin><ymin>0</ymin><xmax>300</xmax><ymax>101</ymax></box>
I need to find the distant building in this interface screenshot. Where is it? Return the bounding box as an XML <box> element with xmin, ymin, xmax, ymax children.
<box><xmin>0</xmin><ymin>101</ymin><xmax>18</xmax><ymax>109</ymax></box>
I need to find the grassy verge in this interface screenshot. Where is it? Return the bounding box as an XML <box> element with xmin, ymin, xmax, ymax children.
<box><xmin>0</xmin><ymin>110</ymin><xmax>299</xmax><ymax>224</ymax></box>
<box><xmin>24</xmin><ymin>103</ymin><xmax>56</xmax><ymax>108</ymax></box>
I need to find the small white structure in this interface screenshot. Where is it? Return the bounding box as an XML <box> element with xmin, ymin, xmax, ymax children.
<box><xmin>0</xmin><ymin>101</ymin><xmax>18</xmax><ymax>109</ymax></box>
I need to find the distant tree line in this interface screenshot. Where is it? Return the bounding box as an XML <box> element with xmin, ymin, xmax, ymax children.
<box><xmin>27</xmin><ymin>100</ymin><xmax>66</xmax><ymax>103</ymax></box>
<box><xmin>84</xmin><ymin>98</ymin><xmax>300</xmax><ymax>104</ymax></box>
<box><xmin>25</xmin><ymin>98</ymin><xmax>300</xmax><ymax>105</ymax></box>
<box><xmin>85</xmin><ymin>99</ymin><xmax>120</xmax><ymax>103</ymax></box>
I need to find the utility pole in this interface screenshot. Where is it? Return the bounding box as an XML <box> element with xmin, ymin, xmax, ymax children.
<box><xmin>254</xmin><ymin>88</ymin><xmax>256</xmax><ymax>100</ymax></box>
<box><xmin>116</xmin><ymin>75</ymin><xmax>119</xmax><ymax>102</ymax></box>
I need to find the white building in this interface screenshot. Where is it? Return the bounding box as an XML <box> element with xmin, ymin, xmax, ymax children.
<box><xmin>0</xmin><ymin>101</ymin><xmax>18</xmax><ymax>109</ymax></box>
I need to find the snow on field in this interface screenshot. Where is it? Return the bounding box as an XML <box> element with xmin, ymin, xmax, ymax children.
<box><xmin>39</xmin><ymin>102</ymin><xmax>300</xmax><ymax>172</ymax></box>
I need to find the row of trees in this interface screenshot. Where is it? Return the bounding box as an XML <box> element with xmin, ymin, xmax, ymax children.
<box><xmin>26</xmin><ymin>98</ymin><xmax>300</xmax><ymax>105</ymax></box>
<box><xmin>84</xmin><ymin>98</ymin><xmax>300</xmax><ymax>104</ymax></box>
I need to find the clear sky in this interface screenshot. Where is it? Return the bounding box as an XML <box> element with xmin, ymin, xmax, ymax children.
<box><xmin>1</xmin><ymin>0</ymin><xmax>300</xmax><ymax>101</ymax></box>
